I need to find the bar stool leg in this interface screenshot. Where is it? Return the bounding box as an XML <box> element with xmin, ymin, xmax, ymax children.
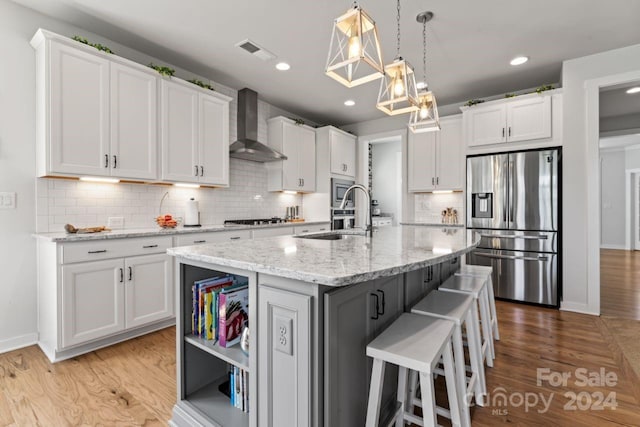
<box><xmin>419</xmin><ymin>371</ymin><xmax>438</xmax><ymax>427</ymax></box>
<box><xmin>451</xmin><ymin>325</ymin><xmax>472</xmax><ymax>427</ymax></box>
<box><xmin>442</xmin><ymin>341</ymin><xmax>462</xmax><ymax>427</ymax></box>
<box><xmin>466</xmin><ymin>306</ymin><xmax>487</xmax><ymax>406</ymax></box>
<box><xmin>486</xmin><ymin>276</ymin><xmax>500</xmax><ymax>340</ymax></box>
<box><xmin>479</xmin><ymin>288</ymin><xmax>495</xmax><ymax>362</ymax></box>
<box><xmin>396</xmin><ymin>367</ymin><xmax>408</xmax><ymax>427</ymax></box>
<box><xmin>366</xmin><ymin>358</ymin><xmax>386</xmax><ymax>427</ymax></box>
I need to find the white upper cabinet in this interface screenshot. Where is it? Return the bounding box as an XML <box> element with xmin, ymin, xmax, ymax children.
<box><xmin>463</xmin><ymin>94</ymin><xmax>552</xmax><ymax>148</ymax></box>
<box><xmin>32</xmin><ymin>29</ymin><xmax>159</xmax><ymax>180</ymax></box>
<box><xmin>160</xmin><ymin>78</ymin><xmax>231</xmax><ymax>186</ymax></box>
<box><xmin>46</xmin><ymin>39</ymin><xmax>111</xmax><ymax>177</ymax></box>
<box><xmin>267</xmin><ymin>117</ymin><xmax>316</xmax><ymax>192</ymax></box>
<box><xmin>328</xmin><ymin>128</ymin><xmax>357</xmax><ymax>178</ymax></box>
<box><xmin>315</xmin><ymin>126</ymin><xmax>356</xmax><ymax>178</ymax></box>
<box><xmin>110</xmin><ymin>62</ymin><xmax>158</xmax><ymax>180</ymax></box>
<box><xmin>408</xmin><ymin>115</ymin><xmax>463</xmax><ymax>192</ymax></box>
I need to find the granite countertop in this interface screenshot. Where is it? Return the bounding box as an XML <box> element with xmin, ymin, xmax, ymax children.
<box><xmin>33</xmin><ymin>221</ymin><xmax>330</xmax><ymax>242</ymax></box>
<box><xmin>168</xmin><ymin>226</ymin><xmax>480</xmax><ymax>287</ymax></box>
<box><xmin>400</xmin><ymin>222</ymin><xmax>465</xmax><ymax>228</ymax></box>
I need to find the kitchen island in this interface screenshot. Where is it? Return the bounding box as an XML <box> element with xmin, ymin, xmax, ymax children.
<box><xmin>167</xmin><ymin>225</ymin><xmax>479</xmax><ymax>427</ymax></box>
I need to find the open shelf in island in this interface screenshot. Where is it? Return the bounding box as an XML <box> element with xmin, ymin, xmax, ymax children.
<box><xmin>185</xmin><ymin>334</ymin><xmax>249</xmax><ymax>371</ymax></box>
<box><xmin>183</xmin><ymin>375</ymin><xmax>249</xmax><ymax>427</ymax></box>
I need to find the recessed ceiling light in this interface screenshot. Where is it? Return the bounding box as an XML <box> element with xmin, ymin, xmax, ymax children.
<box><xmin>416</xmin><ymin>81</ymin><xmax>427</xmax><ymax>90</ymax></box>
<box><xmin>627</xmin><ymin>87</ymin><xmax>640</xmax><ymax>94</ymax></box>
<box><xmin>275</xmin><ymin>62</ymin><xmax>290</xmax><ymax>71</ymax></box>
<box><xmin>510</xmin><ymin>56</ymin><xmax>529</xmax><ymax>66</ymax></box>
<box><xmin>344</xmin><ymin>100</ymin><xmax>355</xmax><ymax>107</ymax></box>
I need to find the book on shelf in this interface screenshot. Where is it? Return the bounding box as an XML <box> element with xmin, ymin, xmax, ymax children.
<box><xmin>218</xmin><ymin>285</ymin><xmax>249</xmax><ymax>348</ymax></box>
<box><xmin>191</xmin><ymin>275</ymin><xmax>234</xmax><ymax>338</ymax></box>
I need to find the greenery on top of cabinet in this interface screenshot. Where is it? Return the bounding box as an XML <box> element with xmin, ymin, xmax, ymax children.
<box><xmin>148</xmin><ymin>63</ymin><xmax>175</xmax><ymax>77</ymax></box>
<box><xmin>71</xmin><ymin>36</ymin><xmax>114</xmax><ymax>54</ymax></box>
<box><xmin>187</xmin><ymin>79</ymin><xmax>215</xmax><ymax>91</ymax></box>
<box><xmin>464</xmin><ymin>99</ymin><xmax>486</xmax><ymax>107</ymax></box>
<box><xmin>465</xmin><ymin>84</ymin><xmax>556</xmax><ymax>107</ymax></box>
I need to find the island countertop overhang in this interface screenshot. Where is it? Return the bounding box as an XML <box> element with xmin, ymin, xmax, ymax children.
<box><xmin>168</xmin><ymin>226</ymin><xmax>479</xmax><ymax>287</ymax></box>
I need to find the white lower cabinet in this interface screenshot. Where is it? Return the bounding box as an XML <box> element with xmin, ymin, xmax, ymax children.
<box><xmin>61</xmin><ymin>259</ymin><xmax>125</xmax><ymax>348</ymax></box>
<box><xmin>38</xmin><ymin>236</ymin><xmax>175</xmax><ymax>362</ymax></box>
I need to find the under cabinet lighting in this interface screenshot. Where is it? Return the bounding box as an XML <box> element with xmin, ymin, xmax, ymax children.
<box><xmin>626</xmin><ymin>87</ymin><xmax>640</xmax><ymax>94</ymax></box>
<box><xmin>79</xmin><ymin>177</ymin><xmax>120</xmax><ymax>184</ymax></box>
<box><xmin>174</xmin><ymin>183</ymin><xmax>201</xmax><ymax>188</ymax></box>
<box><xmin>283</xmin><ymin>191</ymin><xmax>298</xmax><ymax>195</ymax></box>
<box><xmin>432</xmin><ymin>190</ymin><xmax>453</xmax><ymax>194</ymax></box>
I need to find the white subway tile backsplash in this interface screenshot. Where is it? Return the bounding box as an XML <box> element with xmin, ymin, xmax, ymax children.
<box><xmin>414</xmin><ymin>193</ymin><xmax>465</xmax><ymax>225</ymax></box>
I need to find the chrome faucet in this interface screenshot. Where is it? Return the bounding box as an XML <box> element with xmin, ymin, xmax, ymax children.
<box><xmin>340</xmin><ymin>184</ymin><xmax>373</xmax><ymax>237</ymax></box>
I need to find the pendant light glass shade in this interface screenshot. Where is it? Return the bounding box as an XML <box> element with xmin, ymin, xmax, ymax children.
<box><xmin>325</xmin><ymin>5</ymin><xmax>385</xmax><ymax>88</ymax></box>
<box><xmin>409</xmin><ymin>90</ymin><xmax>440</xmax><ymax>132</ymax></box>
<box><xmin>376</xmin><ymin>57</ymin><xmax>419</xmax><ymax>115</ymax></box>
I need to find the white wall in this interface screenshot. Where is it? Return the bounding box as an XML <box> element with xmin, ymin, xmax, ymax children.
<box><xmin>562</xmin><ymin>42</ymin><xmax>640</xmax><ymax>315</ymax></box>
<box><xmin>371</xmin><ymin>141</ymin><xmax>401</xmax><ymax>225</ymax></box>
<box><xmin>0</xmin><ymin>0</ymin><xmax>312</xmax><ymax>352</ymax></box>
<box><xmin>600</xmin><ymin>150</ymin><xmax>626</xmax><ymax>248</ymax></box>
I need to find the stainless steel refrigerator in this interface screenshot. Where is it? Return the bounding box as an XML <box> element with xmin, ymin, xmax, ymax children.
<box><xmin>466</xmin><ymin>148</ymin><xmax>561</xmax><ymax>306</ymax></box>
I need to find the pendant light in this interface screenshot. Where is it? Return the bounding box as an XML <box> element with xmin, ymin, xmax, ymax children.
<box><xmin>325</xmin><ymin>1</ymin><xmax>385</xmax><ymax>88</ymax></box>
<box><xmin>409</xmin><ymin>11</ymin><xmax>440</xmax><ymax>133</ymax></box>
<box><xmin>376</xmin><ymin>0</ymin><xmax>419</xmax><ymax>116</ymax></box>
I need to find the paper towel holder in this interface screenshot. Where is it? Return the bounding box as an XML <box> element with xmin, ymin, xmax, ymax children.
<box><xmin>184</xmin><ymin>197</ymin><xmax>202</xmax><ymax>228</ymax></box>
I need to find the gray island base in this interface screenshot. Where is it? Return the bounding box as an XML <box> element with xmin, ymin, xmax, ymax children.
<box><xmin>167</xmin><ymin>226</ymin><xmax>480</xmax><ymax>427</ymax></box>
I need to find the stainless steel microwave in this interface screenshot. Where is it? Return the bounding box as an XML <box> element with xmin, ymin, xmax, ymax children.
<box><xmin>331</xmin><ymin>178</ymin><xmax>355</xmax><ymax>208</ymax></box>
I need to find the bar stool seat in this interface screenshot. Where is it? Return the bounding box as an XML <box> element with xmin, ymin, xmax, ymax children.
<box><xmin>412</xmin><ymin>290</ymin><xmax>487</xmax><ymax>422</ymax></box>
<box><xmin>456</xmin><ymin>265</ymin><xmax>500</xmax><ymax>341</ymax></box>
<box><xmin>365</xmin><ymin>313</ymin><xmax>462</xmax><ymax>427</ymax></box>
<box><xmin>439</xmin><ymin>275</ymin><xmax>495</xmax><ymax>366</ymax></box>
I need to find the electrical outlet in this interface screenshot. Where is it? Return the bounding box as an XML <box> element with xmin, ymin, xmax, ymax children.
<box><xmin>107</xmin><ymin>216</ymin><xmax>124</xmax><ymax>229</ymax></box>
<box><xmin>0</xmin><ymin>192</ymin><xmax>16</xmax><ymax>209</ymax></box>
<box><xmin>274</xmin><ymin>316</ymin><xmax>293</xmax><ymax>355</ymax></box>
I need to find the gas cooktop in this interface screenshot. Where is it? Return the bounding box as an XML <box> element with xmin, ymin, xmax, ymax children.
<box><xmin>224</xmin><ymin>218</ymin><xmax>286</xmax><ymax>226</ymax></box>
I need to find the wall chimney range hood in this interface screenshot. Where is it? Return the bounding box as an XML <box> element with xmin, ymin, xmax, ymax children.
<box><xmin>229</xmin><ymin>88</ymin><xmax>287</xmax><ymax>162</ymax></box>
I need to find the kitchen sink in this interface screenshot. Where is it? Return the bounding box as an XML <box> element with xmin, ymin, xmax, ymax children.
<box><xmin>295</xmin><ymin>232</ymin><xmax>365</xmax><ymax>240</ymax></box>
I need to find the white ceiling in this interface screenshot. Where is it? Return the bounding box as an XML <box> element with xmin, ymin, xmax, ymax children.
<box><xmin>12</xmin><ymin>0</ymin><xmax>640</xmax><ymax>126</ymax></box>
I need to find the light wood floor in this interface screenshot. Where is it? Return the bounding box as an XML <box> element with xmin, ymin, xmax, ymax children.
<box><xmin>601</xmin><ymin>248</ymin><xmax>640</xmax><ymax>320</ymax></box>
<box><xmin>2</xmin><ymin>303</ymin><xmax>640</xmax><ymax>426</ymax></box>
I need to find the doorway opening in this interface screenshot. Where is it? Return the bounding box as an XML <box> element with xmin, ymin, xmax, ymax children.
<box><xmin>599</xmin><ymin>80</ymin><xmax>640</xmax><ymax>320</ymax></box>
<box><xmin>369</xmin><ymin>136</ymin><xmax>402</xmax><ymax>226</ymax></box>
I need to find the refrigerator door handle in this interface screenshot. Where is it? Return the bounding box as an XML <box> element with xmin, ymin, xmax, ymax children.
<box><xmin>475</xmin><ymin>252</ymin><xmax>549</xmax><ymax>262</ymax></box>
<box><xmin>508</xmin><ymin>160</ymin><xmax>515</xmax><ymax>225</ymax></box>
<box><xmin>503</xmin><ymin>160</ymin><xmax>508</xmax><ymax>223</ymax></box>
<box><xmin>479</xmin><ymin>234</ymin><xmax>548</xmax><ymax>240</ymax></box>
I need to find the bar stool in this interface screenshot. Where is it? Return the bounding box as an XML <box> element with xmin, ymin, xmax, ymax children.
<box><xmin>365</xmin><ymin>313</ymin><xmax>462</xmax><ymax>427</ymax></box>
<box><xmin>455</xmin><ymin>265</ymin><xmax>500</xmax><ymax>341</ymax></box>
<box><xmin>412</xmin><ymin>290</ymin><xmax>487</xmax><ymax>426</ymax></box>
<box><xmin>439</xmin><ymin>275</ymin><xmax>495</xmax><ymax>366</ymax></box>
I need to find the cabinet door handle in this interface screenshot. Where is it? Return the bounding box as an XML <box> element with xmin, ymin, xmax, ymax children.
<box><xmin>370</xmin><ymin>293</ymin><xmax>380</xmax><ymax>320</ymax></box>
<box><xmin>88</xmin><ymin>250</ymin><xmax>107</xmax><ymax>254</ymax></box>
<box><xmin>502</xmin><ymin>127</ymin><xmax>505</xmax><ymax>138</ymax></box>
<box><xmin>301</xmin><ymin>229</ymin><xmax>309</xmax><ymax>233</ymax></box>
<box><xmin>230</xmin><ymin>236</ymin><xmax>241</xmax><ymax>240</ymax></box>
<box><xmin>302</xmin><ymin>178</ymin><xmax>305</xmax><ymax>186</ymax></box>
<box><xmin>194</xmin><ymin>240</ymin><xmax>206</xmax><ymax>244</ymax></box>
<box><xmin>377</xmin><ymin>289</ymin><xmax>385</xmax><ymax>315</ymax></box>
<box><xmin>128</xmin><ymin>266</ymin><xmax>132</xmax><ymax>281</ymax></box>
<box><xmin>195</xmin><ymin>165</ymin><xmax>199</xmax><ymax>177</ymax></box>
<box><xmin>436</xmin><ymin>177</ymin><xmax>439</xmax><ymax>185</ymax></box>
<box><xmin>200</xmin><ymin>166</ymin><xmax>204</xmax><ymax>177</ymax></box>
<box><xmin>105</xmin><ymin>154</ymin><xmax>109</xmax><ymax>168</ymax></box>
<box><xmin>143</xmin><ymin>244</ymin><xmax>158</xmax><ymax>249</ymax></box>
<box><xmin>508</xmin><ymin>127</ymin><xmax>511</xmax><ymax>137</ymax></box>
<box><xmin>432</xmin><ymin>177</ymin><xmax>435</xmax><ymax>185</ymax></box>
<box><xmin>119</xmin><ymin>268</ymin><xmax>124</xmax><ymax>283</ymax></box>
<box><xmin>113</xmin><ymin>155</ymin><xmax>117</xmax><ymax>169</ymax></box>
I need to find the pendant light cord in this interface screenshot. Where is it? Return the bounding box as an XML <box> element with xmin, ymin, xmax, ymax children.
<box><xmin>396</xmin><ymin>0</ymin><xmax>401</xmax><ymax>58</ymax></box>
<box><xmin>422</xmin><ymin>20</ymin><xmax>427</xmax><ymax>88</ymax></box>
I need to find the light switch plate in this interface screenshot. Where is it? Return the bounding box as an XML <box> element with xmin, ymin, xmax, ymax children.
<box><xmin>0</xmin><ymin>192</ymin><xmax>16</xmax><ymax>209</ymax></box>
<box><xmin>275</xmin><ymin>315</ymin><xmax>293</xmax><ymax>355</ymax></box>
<box><xmin>107</xmin><ymin>216</ymin><xmax>124</xmax><ymax>229</ymax></box>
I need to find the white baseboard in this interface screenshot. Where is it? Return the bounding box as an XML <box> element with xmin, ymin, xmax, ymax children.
<box><xmin>0</xmin><ymin>332</ymin><xmax>38</xmax><ymax>354</ymax></box>
<box><xmin>600</xmin><ymin>244</ymin><xmax>628</xmax><ymax>250</ymax></box>
<box><xmin>560</xmin><ymin>301</ymin><xmax>599</xmax><ymax>316</ymax></box>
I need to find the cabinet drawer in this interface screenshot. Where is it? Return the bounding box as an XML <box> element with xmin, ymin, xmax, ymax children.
<box><xmin>252</xmin><ymin>227</ymin><xmax>294</xmax><ymax>239</ymax></box>
<box><xmin>174</xmin><ymin>230</ymin><xmax>251</xmax><ymax>246</ymax></box>
<box><xmin>61</xmin><ymin>236</ymin><xmax>172</xmax><ymax>264</ymax></box>
<box><xmin>294</xmin><ymin>224</ymin><xmax>329</xmax><ymax>234</ymax></box>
